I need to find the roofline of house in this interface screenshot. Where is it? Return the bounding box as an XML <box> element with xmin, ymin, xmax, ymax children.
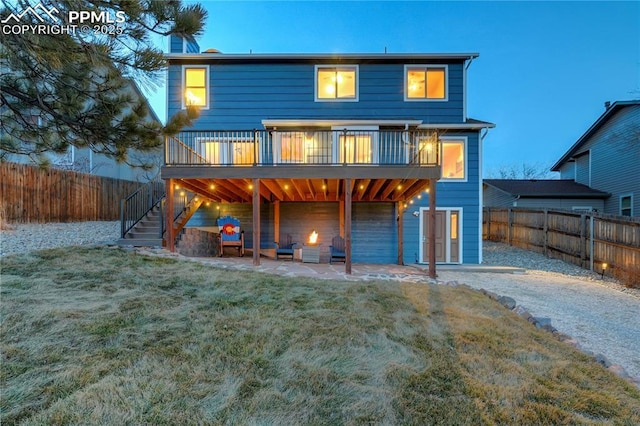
<box><xmin>260</xmin><ymin>118</ymin><xmax>494</xmax><ymax>129</ymax></box>
<box><xmin>483</xmin><ymin>181</ymin><xmax>610</xmax><ymax>199</ymax></box>
<box><xmin>551</xmin><ymin>100</ymin><xmax>640</xmax><ymax>171</ymax></box>
<box><xmin>166</xmin><ymin>52</ymin><xmax>480</xmax><ymax>63</ymax></box>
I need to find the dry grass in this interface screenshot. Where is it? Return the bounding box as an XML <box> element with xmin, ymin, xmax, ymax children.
<box><xmin>1</xmin><ymin>246</ymin><xmax>639</xmax><ymax>425</ymax></box>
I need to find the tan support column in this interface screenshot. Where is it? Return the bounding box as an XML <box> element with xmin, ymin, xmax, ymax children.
<box><xmin>253</xmin><ymin>178</ymin><xmax>260</xmax><ymax>266</ymax></box>
<box><xmin>428</xmin><ymin>178</ymin><xmax>437</xmax><ymax>279</ymax></box>
<box><xmin>165</xmin><ymin>179</ymin><xmax>175</xmax><ymax>252</ymax></box>
<box><xmin>397</xmin><ymin>201</ymin><xmax>404</xmax><ymax>265</ymax></box>
<box><xmin>345</xmin><ymin>178</ymin><xmax>352</xmax><ymax>274</ymax></box>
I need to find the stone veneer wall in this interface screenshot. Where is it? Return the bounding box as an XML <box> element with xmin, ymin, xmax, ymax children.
<box><xmin>177</xmin><ymin>228</ymin><xmax>220</xmax><ymax>257</ymax></box>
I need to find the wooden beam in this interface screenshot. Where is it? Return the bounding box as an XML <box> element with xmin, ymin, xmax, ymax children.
<box><xmin>345</xmin><ymin>178</ymin><xmax>352</xmax><ymax>274</ymax></box>
<box><xmin>290</xmin><ymin>178</ymin><xmax>305</xmax><ymax>200</ymax></box>
<box><xmin>355</xmin><ymin>179</ymin><xmax>371</xmax><ymax>201</ymax></box>
<box><xmin>402</xmin><ymin>179</ymin><xmax>429</xmax><ymax>203</ymax></box>
<box><xmin>305</xmin><ymin>179</ymin><xmax>316</xmax><ymax>200</ymax></box>
<box><xmin>428</xmin><ymin>178</ymin><xmax>437</xmax><ymax>279</ymax></box>
<box><xmin>368</xmin><ymin>179</ymin><xmax>387</xmax><ymax>201</ymax></box>
<box><xmin>397</xmin><ymin>201</ymin><xmax>404</xmax><ymax>265</ymax></box>
<box><xmin>253</xmin><ymin>178</ymin><xmax>260</xmax><ymax>266</ymax></box>
<box><xmin>274</xmin><ymin>200</ymin><xmax>280</xmax><ymax>245</ymax></box>
<box><xmin>177</xmin><ymin>179</ymin><xmax>223</xmax><ymax>202</ymax></box>
<box><xmin>380</xmin><ymin>179</ymin><xmax>401</xmax><ymax>201</ymax></box>
<box><xmin>339</xmin><ymin>200</ymin><xmax>345</xmax><ymax>237</ymax></box>
<box><xmin>162</xmin><ymin>164</ymin><xmax>442</xmax><ymax>180</ymax></box>
<box><xmin>322</xmin><ymin>179</ymin><xmax>328</xmax><ymax>201</ymax></box>
<box><xmin>261</xmin><ymin>179</ymin><xmax>285</xmax><ymax>201</ymax></box>
<box><xmin>165</xmin><ymin>178</ymin><xmax>175</xmax><ymax>252</ymax></box>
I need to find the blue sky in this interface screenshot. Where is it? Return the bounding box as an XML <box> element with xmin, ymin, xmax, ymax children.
<box><xmin>148</xmin><ymin>1</ymin><xmax>639</xmax><ymax>176</ymax></box>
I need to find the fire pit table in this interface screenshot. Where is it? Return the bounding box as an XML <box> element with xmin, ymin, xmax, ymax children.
<box><xmin>302</xmin><ymin>244</ymin><xmax>320</xmax><ymax>263</ymax></box>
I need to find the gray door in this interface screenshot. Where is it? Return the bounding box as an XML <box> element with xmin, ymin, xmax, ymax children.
<box><xmin>422</xmin><ymin>209</ymin><xmax>461</xmax><ymax>263</ymax></box>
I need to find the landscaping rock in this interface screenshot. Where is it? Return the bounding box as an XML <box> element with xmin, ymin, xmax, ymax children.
<box><xmin>497</xmin><ymin>295</ymin><xmax>516</xmax><ymax>310</ymax></box>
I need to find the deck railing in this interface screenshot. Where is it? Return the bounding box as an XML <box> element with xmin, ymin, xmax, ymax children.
<box><xmin>120</xmin><ymin>179</ymin><xmax>165</xmax><ymax>238</ymax></box>
<box><xmin>165</xmin><ymin>129</ymin><xmax>440</xmax><ymax>167</ymax></box>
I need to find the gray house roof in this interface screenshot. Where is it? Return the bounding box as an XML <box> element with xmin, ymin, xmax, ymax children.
<box><xmin>483</xmin><ymin>179</ymin><xmax>610</xmax><ymax>199</ymax></box>
<box><xmin>551</xmin><ymin>100</ymin><xmax>640</xmax><ymax>171</ymax></box>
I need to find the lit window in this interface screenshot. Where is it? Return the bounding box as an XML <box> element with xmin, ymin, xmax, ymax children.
<box><xmin>279</xmin><ymin>132</ymin><xmax>305</xmax><ymax>163</ymax></box>
<box><xmin>198</xmin><ymin>138</ymin><xmax>256</xmax><ymax>165</ymax></box>
<box><xmin>620</xmin><ymin>195</ymin><xmax>632</xmax><ymax>216</ymax></box>
<box><xmin>316</xmin><ymin>66</ymin><xmax>357</xmax><ymax>101</ymax></box>
<box><xmin>406</xmin><ymin>66</ymin><xmax>447</xmax><ymax>100</ymax></box>
<box><xmin>183</xmin><ymin>66</ymin><xmax>209</xmax><ymax>108</ymax></box>
<box><xmin>441</xmin><ymin>140</ymin><xmax>465</xmax><ymax>180</ymax></box>
<box><xmin>338</xmin><ymin>134</ymin><xmax>372</xmax><ymax>163</ymax></box>
<box><xmin>417</xmin><ymin>133</ymin><xmax>438</xmax><ymax>165</ymax></box>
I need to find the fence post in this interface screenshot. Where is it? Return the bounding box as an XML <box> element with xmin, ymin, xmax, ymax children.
<box><xmin>507</xmin><ymin>208</ymin><xmax>513</xmax><ymax>246</ymax></box>
<box><xmin>580</xmin><ymin>213</ymin><xmax>587</xmax><ymax>268</ymax></box>
<box><xmin>543</xmin><ymin>209</ymin><xmax>549</xmax><ymax>257</ymax></box>
<box><xmin>589</xmin><ymin>215</ymin><xmax>595</xmax><ymax>271</ymax></box>
<box><xmin>486</xmin><ymin>208</ymin><xmax>491</xmax><ymax>241</ymax></box>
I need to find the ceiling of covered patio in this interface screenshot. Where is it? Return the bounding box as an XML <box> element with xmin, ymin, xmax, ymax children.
<box><xmin>173</xmin><ymin>177</ymin><xmax>432</xmax><ymax>204</ymax></box>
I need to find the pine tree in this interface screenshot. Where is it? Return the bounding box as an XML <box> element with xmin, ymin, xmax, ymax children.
<box><xmin>0</xmin><ymin>0</ymin><xmax>206</xmax><ymax>168</ymax></box>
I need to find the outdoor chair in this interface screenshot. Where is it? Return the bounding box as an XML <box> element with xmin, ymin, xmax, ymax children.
<box><xmin>217</xmin><ymin>215</ymin><xmax>245</xmax><ymax>257</ymax></box>
<box><xmin>329</xmin><ymin>235</ymin><xmax>346</xmax><ymax>264</ymax></box>
<box><xmin>275</xmin><ymin>234</ymin><xmax>297</xmax><ymax>260</ymax></box>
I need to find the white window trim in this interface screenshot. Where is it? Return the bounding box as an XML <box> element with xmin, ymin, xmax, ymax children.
<box><xmin>404</xmin><ymin>64</ymin><xmax>449</xmax><ymax>102</ymax></box>
<box><xmin>440</xmin><ymin>136</ymin><xmax>468</xmax><ymax>182</ymax></box>
<box><xmin>181</xmin><ymin>65</ymin><xmax>210</xmax><ymax>110</ymax></box>
<box><xmin>315</xmin><ymin>65</ymin><xmax>359</xmax><ymax>102</ymax></box>
<box><xmin>418</xmin><ymin>207</ymin><xmax>463</xmax><ymax>264</ymax></box>
<box><xmin>620</xmin><ymin>193</ymin><xmax>633</xmax><ymax>216</ymax></box>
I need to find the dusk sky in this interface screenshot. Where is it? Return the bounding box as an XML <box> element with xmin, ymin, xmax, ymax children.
<box><xmin>148</xmin><ymin>1</ymin><xmax>639</xmax><ymax>176</ymax></box>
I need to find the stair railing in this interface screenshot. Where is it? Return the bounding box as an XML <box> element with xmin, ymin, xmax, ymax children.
<box><xmin>120</xmin><ymin>179</ymin><xmax>165</xmax><ymax>238</ymax></box>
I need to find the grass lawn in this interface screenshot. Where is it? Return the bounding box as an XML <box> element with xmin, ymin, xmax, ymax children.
<box><xmin>1</xmin><ymin>246</ymin><xmax>639</xmax><ymax>425</ymax></box>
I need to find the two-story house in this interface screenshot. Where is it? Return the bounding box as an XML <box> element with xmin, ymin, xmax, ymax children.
<box><xmin>551</xmin><ymin>100</ymin><xmax>640</xmax><ymax>217</ymax></box>
<box><xmin>162</xmin><ymin>35</ymin><xmax>494</xmax><ymax>274</ymax></box>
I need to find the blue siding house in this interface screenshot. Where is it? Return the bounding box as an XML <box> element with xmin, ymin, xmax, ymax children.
<box><xmin>551</xmin><ymin>101</ymin><xmax>640</xmax><ymax>217</ymax></box>
<box><xmin>162</xmin><ymin>36</ymin><xmax>494</xmax><ymax>274</ymax></box>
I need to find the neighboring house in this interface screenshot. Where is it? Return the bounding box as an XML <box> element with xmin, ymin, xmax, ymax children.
<box><xmin>551</xmin><ymin>100</ymin><xmax>640</xmax><ymax>217</ymax></box>
<box><xmin>1</xmin><ymin>81</ymin><xmax>162</xmax><ymax>183</ymax></box>
<box><xmin>483</xmin><ymin>179</ymin><xmax>609</xmax><ymax>211</ymax></box>
<box><xmin>162</xmin><ymin>35</ymin><xmax>494</xmax><ymax>269</ymax></box>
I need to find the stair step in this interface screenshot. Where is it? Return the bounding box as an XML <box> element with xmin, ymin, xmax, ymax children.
<box><xmin>117</xmin><ymin>238</ymin><xmax>163</xmax><ymax>247</ymax></box>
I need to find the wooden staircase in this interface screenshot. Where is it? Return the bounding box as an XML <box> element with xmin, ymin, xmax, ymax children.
<box><xmin>118</xmin><ymin>195</ymin><xmax>205</xmax><ymax>248</ymax></box>
<box><xmin>118</xmin><ymin>205</ymin><xmax>163</xmax><ymax>247</ymax></box>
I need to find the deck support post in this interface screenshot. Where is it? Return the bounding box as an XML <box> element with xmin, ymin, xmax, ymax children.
<box><xmin>339</xmin><ymin>200</ymin><xmax>345</xmax><ymax>237</ymax></box>
<box><xmin>345</xmin><ymin>178</ymin><xmax>352</xmax><ymax>274</ymax></box>
<box><xmin>253</xmin><ymin>178</ymin><xmax>260</xmax><ymax>266</ymax></box>
<box><xmin>397</xmin><ymin>201</ymin><xmax>404</xmax><ymax>265</ymax></box>
<box><xmin>274</xmin><ymin>200</ymin><xmax>280</xmax><ymax>248</ymax></box>
<box><xmin>428</xmin><ymin>178</ymin><xmax>437</xmax><ymax>279</ymax></box>
<box><xmin>165</xmin><ymin>178</ymin><xmax>175</xmax><ymax>252</ymax></box>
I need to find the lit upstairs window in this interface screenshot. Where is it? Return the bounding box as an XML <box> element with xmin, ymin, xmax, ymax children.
<box><xmin>316</xmin><ymin>66</ymin><xmax>358</xmax><ymax>101</ymax></box>
<box><xmin>183</xmin><ymin>66</ymin><xmax>209</xmax><ymax>108</ymax></box>
<box><xmin>406</xmin><ymin>66</ymin><xmax>447</xmax><ymax>100</ymax></box>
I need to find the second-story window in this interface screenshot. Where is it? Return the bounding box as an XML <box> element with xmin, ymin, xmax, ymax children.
<box><xmin>316</xmin><ymin>66</ymin><xmax>358</xmax><ymax>101</ymax></box>
<box><xmin>183</xmin><ymin>66</ymin><xmax>209</xmax><ymax>109</ymax></box>
<box><xmin>405</xmin><ymin>65</ymin><xmax>447</xmax><ymax>100</ymax></box>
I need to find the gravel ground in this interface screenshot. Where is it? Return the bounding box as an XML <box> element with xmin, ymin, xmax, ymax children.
<box><xmin>1</xmin><ymin>223</ymin><xmax>638</xmax><ymax>384</ymax></box>
<box><xmin>0</xmin><ymin>221</ymin><xmax>120</xmax><ymax>256</ymax></box>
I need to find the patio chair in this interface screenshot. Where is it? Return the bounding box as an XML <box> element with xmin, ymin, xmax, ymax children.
<box><xmin>275</xmin><ymin>234</ymin><xmax>297</xmax><ymax>260</ymax></box>
<box><xmin>217</xmin><ymin>215</ymin><xmax>245</xmax><ymax>257</ymax></box>
<box><xmin>329</xmin><ymin>235</ymin><xmax>346</xmax><ymax>264</ymax></box>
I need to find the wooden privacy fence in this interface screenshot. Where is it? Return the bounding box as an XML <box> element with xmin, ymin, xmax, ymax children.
<box><xmin>483</xmin><ymin>207</ymin><xmax>640</xmax><ymax>282</ymax></box>
<box><xmin>0</xmin><ymin>162</ymin><xmax>142</xmax><ymax>222</ymax></box>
